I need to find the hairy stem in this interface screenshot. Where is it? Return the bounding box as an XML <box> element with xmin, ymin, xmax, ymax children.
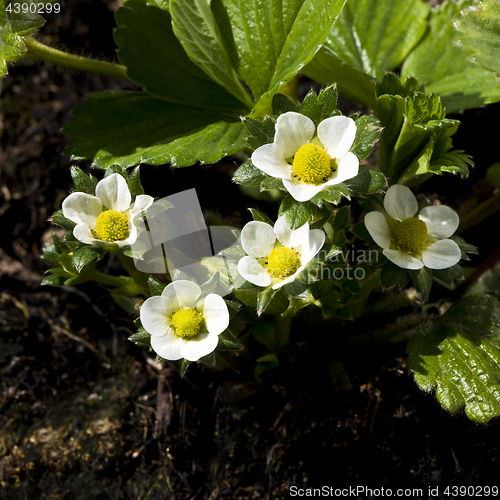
<box><xmin>22</xmin><ymin>37</ymin><xmax>129</xmax><ymax>80</ymax></box>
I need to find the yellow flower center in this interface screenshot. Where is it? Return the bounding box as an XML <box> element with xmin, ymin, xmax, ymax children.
<box><xmin>95</xmin><ymin>210</ymin><xmax>129</xmax><ymax>242</ymax></box>
<box><xmin>391</xmin><ymin>217</ymin><xmax>429</xmax><ymax>254</ymax></box>
<box><xmin>171</xmin><ymin>307</ymin><xmax>204</xmax><ymax>339</ymax></box>
<box><xmin>292</xmin><ymin>143</ymin><xmax>333</xmax><ymax>184</ymax></box>
<box><xmin>267</xmin><ymin>247</ymin><xmax>301</xmax><ymax>279</ymax></box>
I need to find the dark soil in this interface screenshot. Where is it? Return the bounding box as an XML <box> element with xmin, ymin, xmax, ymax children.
<box><xmin>2</xmin><ymin>1</ymin><xmax>500</xmax><ymax>499</ymax></box>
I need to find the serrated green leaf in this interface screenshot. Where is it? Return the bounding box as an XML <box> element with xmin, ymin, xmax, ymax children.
<box><xmin>72</xmin><ymin>246</ymin><xmax>105</xmax><ymax>273</ymax></box>
<box><xmin>0</xmin><ymin>1</ymin><xmax>25</xmax><ymax>77</ymax></box>
<box><xmin>409</xmin><ymin>266</ymin><xmax>433</xmax><ymax>302</ymax></box>
<box><xmin>213</xmin><ymin>0</ymin><xmax>346</xmax><ymax>102</ymax></box>
<box><xmin>324</xmin><ymin>0</ymin><xmax>429</xmax><ymax>80</ymax></box>
<box><xmin>115</xmin><ymin>0</ymin><xmax>247</xmax><ymax>112</ymax></box>
<box><xmin>350</xmin><ymin>115</ymin><xmax>382</xmax><ymax>161</ymax></box>
<box><xmin>242</xmin><ymin>116</ymin><xmax>276</xmax><ymax>149</ymax></box>
<box><xmin>233</xmin><ymin>161</ymin><xmax>267</xmax><ymax>187</ymax></box>
<box><xmin>169</xmin><ymin>0</ymin><xmax>252</xmax><ymax>108</ymax></box>
<box><xmin>457</xmin><ymin>0</ymin><xmax>500</xmax><ymax>77</ymax></box>
<box><xmin>407</xmin><ymin>294</ymin><xmax>500</xmax><ymax>423</ymax></box>
<box><xmin>300</xmin><ymin>85</ymin><xmax>339</xmax><ymax>126</ymax></box>
<box><xmin>64</xmin><ymin>91</ymin><xmax>247</xmax><ymax>169</ymax></box>
<box><xmin>279</xmin><ymin>195</ymin><xmax>313</xmax><ymax>230</ymax></box>
<box><xmin>402</xmin><ymin>0</ymin><xmax>500</xmax><ymax>113</ymax></box>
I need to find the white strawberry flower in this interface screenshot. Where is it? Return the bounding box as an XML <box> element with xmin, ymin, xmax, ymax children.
<box><xmin>364</xmin><ymin>185</ymin><xmax>461</xmax><ymax>270</ymax></box>
<box><xmin>251</xmin><ymin>112</ymin><xmax>359</xmax><ymax>202</ymax></box>
<box><xmin>237</xmin><ymin>215</ymin><xmax>325</xmax><ymax>289</ymax></box>
<box><xmin>140</xmin><ymin>280</ymin><xmax>229</xmax><ymax>362</ymax></box>
<box><xmin>62</xmin><ymin>173</ymin><xmax>153</xmax><ymax>247</ymax></box>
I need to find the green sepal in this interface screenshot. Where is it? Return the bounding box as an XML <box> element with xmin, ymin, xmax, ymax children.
<box><xmin>50</xmin><ymin>210</ymin><xmax>76</xmax><ymax>231</ymax></box>
<box><xmin>278</xmin><ymin>195</ymin><xmax>314</xmax><ymax>230</ymax></box>
<box><xmin>242</xmin><ymin>116</ymin><xmax>276</xmax><ymax>150</ymax></box>
<box><xmin>128</xmin><ymin>328</ymin><xmax>152</xmax><ymax>348</ymax></box>
<box><xmin>148</xmin><ymin>277</ymin><xmax>168</xmax><ymax>296</ymax></box>
<box><xmin>257</xmin><ymin>285</ymin><xmax>279</xmax><ymax>316</ymax></box>
<box><xmin>272</xmin><ymin>93</ymin><xmax>300</xmax><ymax>116</ymax></box>
<box><xmin>72</xmin><ymin>246</ymin><xmax>106</xmax><ymax>273</ymax></box>
<box><xmin>350</xmin><ymin>221</ymin><xmax>375</xmax><ymax>245</ymax></box>
<box><xmin>311</xmin><ymin>183</ymin><xmax>351</xmax><ymax>206</ymax></box>
<box><xmin>450</xmin><ymin>235</ymin><xmax>478</xmax><ymax>260</ymax></box>
<box><xmin>300</xmin><ymin>85</ymin><xmax>339</xmax><ymax>126</ymax></box>
<box><xmin>350</xmin><ymin>115</ymin><xmax>382</xmax><ymax>162</ymax></box>
<box><xmin>180</xmin><ymin>359</ymin><xmax>190</xmax><ymax>377</ymax></box>
<box><xmin>381</xmin><ymin>261</ymin><xmax>409</xmax><ymax>289</ymax></box>
<box><xmin>248</xmin><ymin>208</ymin><xmax>274</xmax><ymax>226</ymax></box>
<box><xmin>70</xmin><ymin>166</ymin><xmax>99</xmax><ymax>195</ymax></box>
<box><xmin>41</xmin><ymin>274</ymin><xmax>67</xmax><ymax>287</ymax></box>
<box><xmin>335</xmin><ymin>305</ymin><xmax>352</xmax><ymax>321</ymax></box>
<box><xmin>283</xmin><ymin>280</ymin><xmax>309</xmax><ymax>299</ymax></box>
<box><xmin>254</xmin><ymin>353</ymin><xmax>279</xmax><ymax>380</ymax></box>
<box><xmin>233</xmin><ymin>161</ymin><xmax>267</xmax><ymax>187</ymax></box>
<box><xmin>344</xmin><ymin>165</ymin><xmax>386</xmax><ymax>196</ymax></box>
<box><xmin>409</xmin><ymin>266</ymin><xmax>433</xmax><ymax>302</ymax></box>
<box><xmin>224</xmin><ymin>299</ymin><xmax>241</xmax><ymax>319</ymax></box>
<box><xmin>217</xmin><ymin>330</ymin><xmax>242</xmax><ymax>351</ymax></box>
<box><xmin>432</xmin><ymin>264</ymin><xmax>464</xmax><ymax>289</ymax></box>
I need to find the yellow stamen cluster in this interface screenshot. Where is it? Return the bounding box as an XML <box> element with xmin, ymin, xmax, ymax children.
<box><xmin>95</xmin><ymin>210</ymin><xmax>129</xmax><ymax>242</ymax></box>
<box><xmin>267</xmin><ymin>247</ymin><xmax>301</xmax><ymax>279</ymax></box>
<box><xmin>391</xmin><ymin>217</ymin><xmax>429</xmax><ymax>254</ymax></box>
<box><xmin>292</xmin><ymin>144</ymin><xmax>332</xmax><ymax>184</ymax></box>
<box><xmin>171</xmin><ymin>307</ymin><xmax>204</xmax><ymax>339</ymax></box>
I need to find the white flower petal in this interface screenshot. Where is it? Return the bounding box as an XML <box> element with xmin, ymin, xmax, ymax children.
<box><xmin>422</xmin><ymin>240</ymin><xmax>461</xmax><ymax>270</ymax></box>
<box><xmin>251</xmin><ymin>143</ymin><xmax>292</xmax><ymax>179</ymax></box>
<box><xmin>327</xmin><ymin>152</ymin><xmax>359</xmax><ymax>185</ymax></box>
<box><xmin>119</xmin><ymin>223</ymin><xmax>138</xmax><ymax>247</ymax></box>
<box><xmin>298</xmin><ymin>228</ymin><xmax>325</xmax><ymax>264</ymax></box>
<box><xmin>241</xmin><ymin>221</ymin><xmax>276</xmax><ymax>258</ymax></box>
<box><xmin>237</xmin><ymin>256</ymin><xmax>271</xmax><ymax>287</ymax></box>
<box><xmin>272</xmin><ymin>274</ymin><xmax>296</xmax><ymax>289</ymax></box>
<box><xmin>164</xmin><ymin>280</ymin><xmax>201</xmax><ymax>309</ymax></box>
<box><xmin>62</xmin><ymin>192</ymin><xmax>102</xmax><ymax>226</ymax></box>
<box><xmin>317</xmin><ymin>116</ymin><xmax>356</xmax><ymax>159</ymax></box>
<box><xmin>181</xmin><ymin>333</ymin><xmax>219</xmax><ymax>362</ymax></box>
<box><xmin>96</xmin><ymin>173</ymin><xmax>131</xmax><ymax>211</ymax></box>
<box><xmin>419</xmin><ymin>205</ymin><xmax>459</xmax><ymax>239</ymax></box>
<box><xmin>364</xmin><ymin>212</ymin><xmax>391</xmax><ymax>249</ymax></box>
<box><xmin>274</xmin><ymin>112</ymin><xmax>315</xmax><ymax>159</ymax></box>
<box><xmin>151</xmin><ymin>329</ymin><xmax>186</xmax><ymax>360</ymax></box>
<box><xmin>282</xmin><ymin>178</ymin><xmax>325</xmax><ymax>202</ymax></box>
<box><xmin>383</xmin><ymin>249</ymin><xmax>423</xmax><ymax>270</ymax></box>
<box><xmin>73</xmin><ymin>223</ymin><xmax>100</xmax><ymax>245</ymax></box>
<box><xmin>129</xmin><ymin>194</ymin><xmax>154</xmax><ymax>218</ymax></box>
<box><xmin>384</xmin><ymin>185</ymin><xmax>418</xmax><ymax>221</ymax></box>
<box><xmin>203</xmin><ymin>294</ymin><xmax>229</xmax><ymax>335</ymax></box>
<box><xmin>274</xmin><ymin>215</ymin><xmax>308</xmax><ymax>248</ymax></box>
<box><xmin>140</xmin><ymin>296</ymin><xmax>171</xmax><ymax>337</ymax></box>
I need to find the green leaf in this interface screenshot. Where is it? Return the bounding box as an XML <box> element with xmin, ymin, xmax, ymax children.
<box><xmin>324</xmin><ymin>0</ymin><xmax>429</xmax><ymax>80</ymax></box>
<box><xmin>180</xmin><ymin>359</ymin><xmax>190</xmax><ymax>376</ymax></box>
<box><xmin>242</xmin><ymin>116</ymin><xmax>276</xmax><ymax>150</ymax></box>
<box><xmin>168</xmin><ymin>0</ymin><xmax>252</xmax><ymax>108</ymax></box>
<box><xmin>250</xmin><ymin>318</ymin><xmax>277</xmax><ymax>347</ymax></box>
<box><xmin>350</xmin><ymin>115</ymin><xmax>382</xmax><ymax>161</ymax></box>
<box><xmin>402</xmin><ymin>0</ymin><xmax>500</xmax><ymax>113</ymax></box>
<box><xmin>300</xmin><ymin>85</ymin><xmax>339</xmax><ymax>126</ymax></box>
<box><xmin>278</xmin><ymin>195</ymin><xmax>313</xmax><ymax>230</ymax></box>
<box><xmin>72</xmin><ymin>246</ymin><xmax>105</xmax><ymax>273</ymax></box>
<box><xmin>344</xmin><ymin>165</ymin><xmax>386</xmax><ymax>195</ymax></box>
<box><xmin>64</xmin><ymin>91</ymin><xmax>247</xmax><ymax>168</ymax></box>
<box><xmin>257</xmin><ymin>285</ymin><xmax>278</xmax><ymax>316</ymax></box>
<box><xmin>70</xmin><ymin>167</ymin><xmax>98</xmax><ymax>195</ymax></box>
<box><xmin>217</xmin><ymin>330</ymin><xmax>242</xmax><ymax>351</ymax></box>
<box><xmin>409</xmin><ymin>267</ymin><xmax>433</xmax><ymax>302</ymax></box>
<box><xmin>303</xmin><ymin>47</ymin><xmax>377</xmax><ymax>109</ymax></box>
<box><xmin>457</xmin><ymin>0</ymin><xmax>500</xmax><ymax>76</ymax></box>
<box><xmin>233</xmin><ymin>161</ymin><xmax>267</xmax><ymax>187</ymax></box>
<box><xmin>407</xmin><ymin>294</ymin><xmax>500</xmax><ymax>423</ymax></box>
<box><xmin>41</xmin><ymin>274</ymin><xmax>66</xmax><ymax>287</ymax></box>
<box><xmin>115</xmin><ymin>0</ymin><xmax>247</xmax><ymax>113</ymax></box>
<box><xmin>213</xmin><ymin>0</ymin><xmax>346</xmax><ymax>102</ymax></box>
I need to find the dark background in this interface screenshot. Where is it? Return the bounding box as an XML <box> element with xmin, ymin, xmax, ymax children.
<box><xmin>2</xmin><ymin>0</ymin><xmax>500</xmax><ymax>498</ymax></box>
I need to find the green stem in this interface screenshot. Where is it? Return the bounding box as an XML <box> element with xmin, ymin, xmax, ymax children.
<box><xmin>274</xmin><ymin>297</ymin><xmax>308</xmax><ymax>348</ymax></box>
<box><xmin>22</xmin><ymin>36</ymin><xmax>129</xmax><ymax>80</ymax></box>
<box><xmin>85</xmin><ymin>269</ymin><xmax>126</xmax><ymax>288</ymax></box>
<box><xmin>457</xmin><ymin>190</ymin><xmax>500</xmax><ymax>235</ymax></box>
